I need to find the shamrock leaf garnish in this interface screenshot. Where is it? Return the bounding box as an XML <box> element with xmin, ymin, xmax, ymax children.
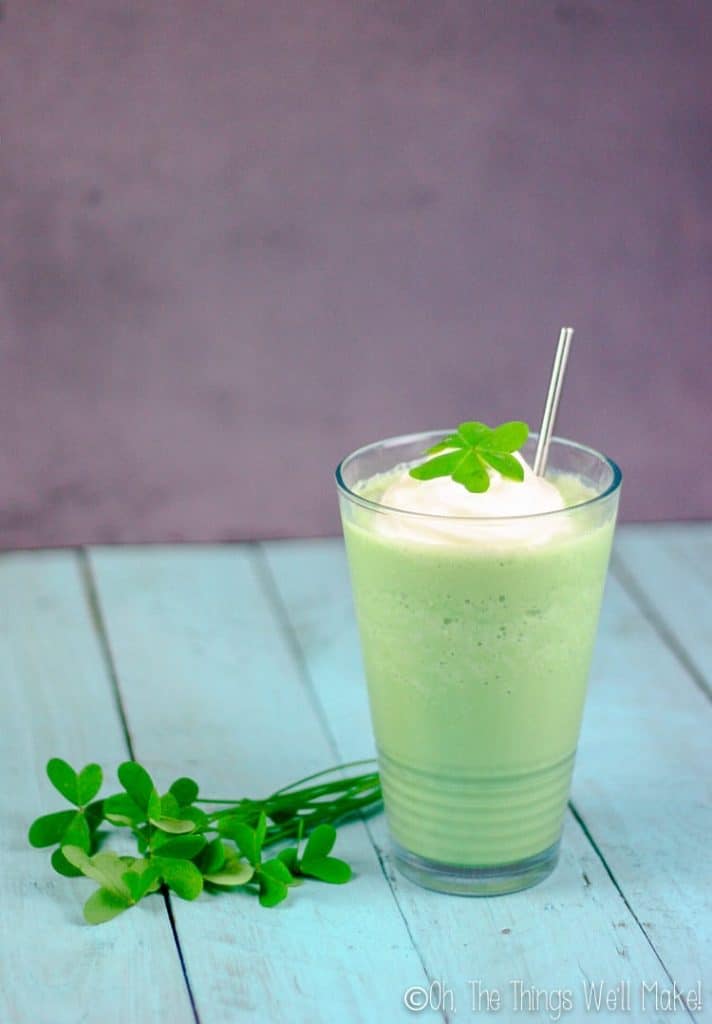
<box><xmin>409</xmin><ymin>420</ymin><xmax>529</xmax><ymax>493</ymax></box>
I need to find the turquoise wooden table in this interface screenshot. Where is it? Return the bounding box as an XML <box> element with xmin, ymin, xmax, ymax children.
<box><xmin>2</xmin><ymin>525</ymin><xmax>710</xmax><ymax>1023</ymax></box>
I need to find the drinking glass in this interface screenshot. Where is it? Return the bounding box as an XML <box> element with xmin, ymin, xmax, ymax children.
<box><xmin>336</xmin><ymin>432</ymin><xmax>621</xmax><ymax>895</ymax></box>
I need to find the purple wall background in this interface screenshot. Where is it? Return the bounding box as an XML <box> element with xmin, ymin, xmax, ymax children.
<box><xmin>1</xmin><ymin>1</ymin><xmax>710</xmax><ymax>546</ymax></box>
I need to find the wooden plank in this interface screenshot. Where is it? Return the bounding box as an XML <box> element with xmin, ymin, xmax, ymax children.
<box><xmin>574</xmin><ymin>557</ymin><xmax>712</xmax><ymax>1011</ymax></box>
<box><xmin>88</xmin><ymin>546</ymin><xmax>427</xmax><ymax>1024</ymax></box>
<box><xmin>0</xmin><ymin>552</ymin><xmax>194</xmax><ymax>1024</ymax></box>
<box><xmin>263</xmin><ymin>539</ymin><xmax>689</xmax><ymax>1023</ymax></box>
<box><xmin>614</xmin><ymin>523</ymin><xmax>712</xmax><ymax>698</ymax></box>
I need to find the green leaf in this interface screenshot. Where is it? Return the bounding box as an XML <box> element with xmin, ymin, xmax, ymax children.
<box><xmin>121</xmin><ymin>873</ymin><xmax>146</xmax><ymax>903</ymax></box>
<box><xmin>409</xmin><ymin>450</ymin><xmax>463</xmax><ymax>481</ymax></box>
<box><xmin>169</xmin><ymin>777</ymin><xmax>199</xmax><ymax>806</ymax></box>
<box><xmin>159</xmin><ymin>792</ymin><xmax>181</xmax><ymax>818</ymax></box>
<box><xmin>83</xmin><ymin>887</ymin><xmax>131</xmax><ymax>925</ymax></box>
<box><xmin>300</xmin><ymin>856</ymin><xmax>352</xmax><ymax>884</ymax></box>
<box><xmin>302</xmin><ymin>824</ymin><xmax>337</xmax><ymax>862</ymax></box>
<box><xmin>216</xmin><ymin>814</ymin><xmax>242</xmax><ymax>835</ymax></box>
<box><xmin>257</xmin><ymin>874</ymin><xmax>289</xmax><ymax>908</ymax></box>
<box><xmin>151</xmin><ymin>834</ymin><xmax>206</xmax><ymax>859</ymax></box>
<box><xmin>122</xmin><ymin>866</ymin><xmax>160</xmax><ymax>902</ymax></box>
<box><xmin>155</xmin><ymin>802</ymin><xmax>208</xmax><ymax>832</ymax></box>
<box><xmin>197</xmin><ymin>838</ymin><xmax>226</xmax><ymax>875</ymax></box>
<box><xmin>84</xmin><ymin>800</ymin><xmax>105</xmax><ymax>832</ymax></box>
<box><xmin>62</xmin><ymin>848</ymin><xmax>133</xmax><ymax>899</ymax></box>
<box><xmin>425</xmin><ymin>433</ymin><xmax>464</xmax><ymax>454</ymax></box>
<box><xmin>260</xmin><ymin>858</ymin><xmax>296</xmax><ymax>886</ymax></box>
<box><xmin>322</xmin><ymin>859</ymin><xmax>353</xmax><ymax>885</ymax></box>
<box><xmin>146</xmin><ymin>789</ymin><xmax>162</xmax><ymax>823</ymax></box>
<box><xmin>77</xmin><ymin>764</ymin><xmax>103</xmax><ymax>806</ymax></box>
<box><xmin>156</xmin><ymin>858</ymin><xmax>204</xmax><ymax>900</ymax></box>
<box><xmin>451</xmin><ymin>451</ymin><xmax>489</xmax><ymax>493</ymax></box>
<box><xmin>117</xmin><ymin>762</ymin><xmax>155</xmax><ymax>812</ymax></box>
<box><xmin>486</xmin><ymin>420</ymin><xmax>529</xmax><ymax>452</ymax></box>
<box><xmin>150</xmin><ymin>816</ymin><xmax>196</xmax><ymax>835</ymax></box>
<box><xmin>298</xmin><ymin>825</ymin><xmax>351</xmax><ymax>883</ymax></box>
<box><xmin>28</xmin><ymin>809</ymin><xmax>76</xmax><ymax>848</ymax></box>
<box><xmin>51</xmin><ymin>846</ymin><xmax>84</xmax><ymax>877</ymax></box>
<box><xmin>456</xmin><ymin>421</ymin><xmax>492</xmax><ymax>446</ymax></box>
<box><xmin>132</xmin><ymin>826</ymin><xmax>151</xmax><ymax>857</ymax></box>
<box><xmin>103</xmin><ymin>793</ymin><xmax>145</xmax><ymax>826</ymax></box>
<box><xmin>220</xmin><ymin>820</ymin><xmax>260</xmax><ymax>865</ymax></box>
<box><xmin>479</xmin><ymin>450</ymin><xmax>525</xmax><ymax>481</ymax></box>
<box><xmin>277</xmin><ymin>847</ymin><xmax>299</xmax><ymax>872</ymax></box>
<box><xmin>61</xmin><ymin>811</ymin><xmax>92</xmax><ymax>853</ymax></box>
<box><xmin>46</xmin><ymin>758</ymin><xmax>80</xmax><ymax>805</ymax></box>
<box><xmin>460</xmin><ymin>474</ymin><xmax>491</xmax><ymax>494</ymax></box>
<box><xmin>203</xmin><ymin>853</ymin><xmax>254</xmax><ymax>888</ymax></box>
<box><xmin>175</xmin><ymin>806</ymin><xmax>209</xmax><ymax>831</ymax></box>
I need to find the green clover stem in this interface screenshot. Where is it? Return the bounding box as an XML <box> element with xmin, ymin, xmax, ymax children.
<box><xmin>29</xmin><ymin>757</ymin><xmax>383</xmax><ymax>923</ymax></box>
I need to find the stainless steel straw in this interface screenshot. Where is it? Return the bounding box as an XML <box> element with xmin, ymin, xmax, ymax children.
<box><xmin>533</xmin><ymin>327</ymin><xmax>575</xmax><ymax>476</ymax></box>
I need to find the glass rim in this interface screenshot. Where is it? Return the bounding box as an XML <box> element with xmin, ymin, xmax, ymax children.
<box><xmin>335</xmin><ymin>429</ymin><xmax>622</xmax><ymax>523</ymax></box>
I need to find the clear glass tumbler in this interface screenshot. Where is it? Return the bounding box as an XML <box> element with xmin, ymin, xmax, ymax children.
<box><xmin>336</xmin><ymin>432</ymin><xmax>622</xmax><ymax>895</ymax></box>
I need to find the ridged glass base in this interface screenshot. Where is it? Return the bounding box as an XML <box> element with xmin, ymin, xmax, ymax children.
<box><xmin>392</xmin><ymin>838</ymin><xmax>560</xmax><ymax>896</ymax></box>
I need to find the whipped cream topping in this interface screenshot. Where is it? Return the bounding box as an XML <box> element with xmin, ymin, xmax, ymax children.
<box><xmin>364</xmin><ymin>453</ymin><xmax>570</xmax><ymax>547</ymax></box>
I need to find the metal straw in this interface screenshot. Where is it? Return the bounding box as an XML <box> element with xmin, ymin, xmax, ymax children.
<box><xmin>533</xmin><ymin>327</ymin><xmax>575</xmax><ymax>476</ymax></box>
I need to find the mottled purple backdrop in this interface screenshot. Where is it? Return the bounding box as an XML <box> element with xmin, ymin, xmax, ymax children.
<box><xmin>1</xmin><ymin>1</ymin><xmax>710</xmax><ymax>546</ymax></box>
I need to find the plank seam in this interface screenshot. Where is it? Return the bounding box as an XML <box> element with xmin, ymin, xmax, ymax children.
<box><xmin>79</xmin><ymin>549</ymin><xmax>202</xmax><ymax>1024</ymax></box>
<box><xmin>250</xmin><ymin>544</ymin><xmax>344</xmax><ymax>764</ymax></box>
<box><xmin>78</xmin><ymin>550</ymin><xmax>137</xmax><ymax>758</ymax></box>
<box><xmin>163</xmin><ymin>889</ymin><xmax>203</xmax><ymax>1024</ymax></box>
<box><xmin>253</xmin><ymin>544</ymin><xmax>449</xmax><ymax>1024</ymax></box>
<box><xmin>369</xmin><ymin>834</ymin><xmax>452</xmax><ymax>1024</ymax></box>
<box><xmin>568</xmin><ymin>801</ymin><xmax>697</xmax><ymax>1024</ymax></box>
<box><xmin>611</xmin><ymin>552</ymin><xmax>711</xmax><ymax>703</ymax></box>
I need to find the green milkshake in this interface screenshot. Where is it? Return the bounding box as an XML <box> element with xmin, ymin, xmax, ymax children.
<box><xmin>337</xmin><ymin>429</ymin><xmax>621</xmax><ymax>895</ymax></box>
